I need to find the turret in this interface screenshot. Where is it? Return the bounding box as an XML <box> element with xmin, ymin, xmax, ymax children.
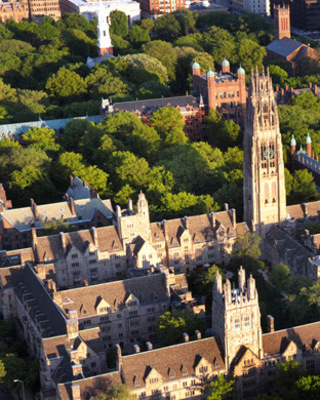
<box><xmin>221</xmin><ymin>57</ymin><xmax>230</xmax><ymax>74</ymax></box>
<box><xmin>306</xmin><ymin>132</ymin><xmax>312</xmax><ymax>157</ymax></box>
<box><xmin>192</xmin><ymin>59</ymin><xmax>200</xmax><ymax>77</ymax></box>
<box><xmin>207</xmin><ymin>69</ymin><xmax>215</xmax><ymax>109</ymax></box>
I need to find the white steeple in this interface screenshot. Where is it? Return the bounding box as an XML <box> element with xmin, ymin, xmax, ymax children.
<box><xmin>97</xmin><ymin>0</ymin><xmax>113</xmax><ymax>56</ymax></box>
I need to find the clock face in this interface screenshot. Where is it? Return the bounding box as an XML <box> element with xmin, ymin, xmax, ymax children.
<box><xmin>264</xmin><ymin>147</ymin><xmax>274</xmax><ymax>160</ymax></box>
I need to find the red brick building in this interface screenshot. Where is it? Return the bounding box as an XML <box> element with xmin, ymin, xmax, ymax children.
<box><xmin>137</xmin><ymin>0</ymin><xmax>185</xmax><ymax>18</ymax></box>
<box><xmin>101</xmin><ymin>95</ymin><xmax>207</xmax><ymax>141</ymax></box>
<box><xmin>191</xmin><ymin>58</ymin><xmax>247</xmax><ymax>126</ymax></box>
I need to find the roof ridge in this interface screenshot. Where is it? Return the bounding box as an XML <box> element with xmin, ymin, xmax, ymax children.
<box><xmin>122</xmin><ymin>337</ymin><xmax>216</xmax><ymax>359</ymax></box>
<box><xmin>263</xmin><ymin>320</ymin><xmax>320</xmax><ymax>336</ymax></box>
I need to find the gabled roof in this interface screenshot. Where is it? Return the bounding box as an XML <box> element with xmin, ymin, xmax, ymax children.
<box><xmin>57</xmin><ymin>371</ymin><xmax>122</xmax><ymax>400</ymax></box>
<box><xmin>263</xmin><ymin>321</ymin><xmax>320</xmax><ymax>356</ymax></box>
<box><xmin>56</xmin><ymin>273</ymin><xmax>169</xmax><ymax>317</ymax></box>
<box><xmin>121</xmin><ymin>337</ymin><xmax>224</xmax><ymax>390</ymax></box>
<box><xmin>266</xmin><ymin>37</ymin><xmax>304</xmax><ymax>58</ymax></box>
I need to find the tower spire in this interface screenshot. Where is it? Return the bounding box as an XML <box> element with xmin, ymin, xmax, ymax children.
<box><xmin>96</xmin><ymin>0</ymin><xmax>113</xmax><ymax>57</ymax></box>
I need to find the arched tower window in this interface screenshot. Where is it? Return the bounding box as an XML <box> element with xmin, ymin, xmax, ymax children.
<box><xmin>264</xmin><ymin>182</ymin><xmax>269</xmax><ymax>204</ymax></box>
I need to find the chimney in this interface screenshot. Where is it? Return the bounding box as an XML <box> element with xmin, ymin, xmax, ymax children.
<box><xmin>275</xmin><ymin>86</ymin><xmax>279</xmax><ymax>92</ymax></box>
<box><xmin>195</xmin><ymin>330</ymin><xmax>201</xmax><ymax>339</ymax></box>
<box><xmin>83</xmin><ymin>180</ymin><xmax>89</xmax><ymax>188</ymax></box>
<box><xmin>133</xmin><ymin>344</ymin><xmax>140</xmax><ymax>353</ymax></box>
<box><xmin>60</xmin><ymin>232</ymin><xmax>66</xmax><ymax>252</ymax></box>
<box><xmin>72</xmin><ymin>363</ymin><xmax>83</xmax><ymax>378</ymax></box>
<box><xmin>30</xmin><ymin>198</ymin><xmax>39</xmax><ymax>220</ymax></box>
<box><xmin>224</xmin><ymin>203</ymin><xmax>229</xmax><ymax>211</ymax></box>
<box><xmin>70</xmin><ymin>175</ymin><xmax>74</xmax><ymax>188</ymax></box>
<box><xmin>309</xmin><ymin>82</ymin><xmax>313</xmax><ymax>89</ymax></box>
<box><xmin>47</xmin><ymin>279</ymin><xmax>57</xmax><ymax>293</ymax></box>
<box><xmin>69</xmin><ymin>197</ymin><xmax>76</xmax><ymax>216</ymax></box>
<box><xmin>285</xmin><ymin>85</ymin><xmax>288</xmax><ymax>91</ymax></box>
<box><xmin>281</xmin><ymin>88</ymin><xmax>284</xmax><ymax>99</ymax></box>
<box><xmin>314</xmin><ymin>85</ymin><xmax>318</xmax><ymax>95</ymax></box>
<box><xmin>91</xmin><ymin>226</ymin><xmax>98</xmax><ymax>247</ymax></box>
<box><xmin>66</xmin><ymin>318</ymin><xmax>79</xmax><ymax>339</ymax></box>
<box><xmin>116</xmin><ymin>343</ymin><xmax>123</xmax><ymax>372</ymax></box>
<box><xmin>267</xmin><ymin>315</ymin><xmax>274</xmax><ymax>333</ymax></box>
<box><xmin>128</xmin><ymin>198</ymin><xmax>133</xmax><ymax>212</ymax></box>
<box><xmin>146</xmin><ymin>341</ymin><xmax>153</xmax><ymax>350</ymax></box>
<box><xmin>71</xmin><ymin>384</ymin><xmax>80</xmax><ymax>400</ymax></box>
<box><xmin>210</xmin><ymin>210</ymin><xmax>216</xmax><ymax>228</ymax></box>
<box><xmin>230</xmin><ymin>208</ymin><xmax>236</xmax><ymax>229</ymax></box>
<box><xmin>290</xmin><ymin>87</ymin><xmax>294</xmax><ymax>95</ymax></box>
<box><xmin>31</xmin><ymin>226</ymin><xmax>37</xmax><ymax>250</ymax></box>
<box><xmin>302</xmin><ymin>203</ymin><xmax>308</xmax><ymax>217</ymax></box>
<box><xmin>184</xmin><ymin>216</ymin><xmax>189</xmax><ymax>229</ymax></box>
<box><xmin>183</xmin><ymin>332</ymin><xmax>189</xmax><ymax>342</ymax></box>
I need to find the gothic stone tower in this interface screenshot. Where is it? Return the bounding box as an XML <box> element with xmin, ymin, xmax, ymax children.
<box><xmin>243</xmin><ymin>68</ymin><xmax>286</xmax><ymax>236</ymax></box>
<box><xmin>212</xmin><ymin>267</ymin><xmax>263</xmax><ymax>370</ymax></box>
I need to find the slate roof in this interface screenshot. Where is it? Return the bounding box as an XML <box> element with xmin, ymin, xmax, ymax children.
<box><xmin>65</xmin><ymin>177</ymin><xmax>92</xmax><ymax>201</ymax></box>
<box><xmin>286</xmin><ymin>200</ymin><xmax>320</xmax><ymax>221</ymax></box>
<box><xmin>121</xmin><ymin>337</ymin><xmax>224</xmax><ymax>390</ymax></box>
<box><xmin>266</xmin><ymin>37</ymin><xmax>304</xmax><ymax>58</ymax></box>
<box><xmin>56</xmin><ymin>273</ymin><xmax>169</xmax><ymax>317</ymax></box>
<box><xmin>57</xmin><ymin>371</ymin><xmax>122</xmax><ymax>400</ymax></box>
<box><xmin>0</xmin><ymin>116</ymin><xmax>103</xmax><ymax>138</ymax></box>
<box><xmin>263</xmin><ymin>321</ymin><xmax>320</xmax><ymax>356</ymax></box>
<box><xmin>17</xmin><ymin>264</ymin><xmax>66</xmax><ymax>337</ymax></box>
<box><xmin>1</xmin><ymin>198</ymin><xmax>113</xmax><ymax>232</ymax></box>
<box><xmin>0</xmin><ymin>265</ymin><xmax>23</xmax><ymax>289</ymax></box>
<box><xmin>35</xmin><ymin>225</ymin><xmax>123</xmax><ymax>262</ymax></box>
<box><xmin>104</xmin><ymin>95</ymin><xmax>200</xmax><ymax>115</ymax></box>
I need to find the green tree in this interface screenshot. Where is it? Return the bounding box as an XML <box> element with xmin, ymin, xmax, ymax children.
<box><xmin>123</xmin><ymin>53</ymin><xmax>169</xmax><ymax>84</ymax></box>
<box><xmin>22</xmin><ymin>127</ymin><xmax>60</xmax><ymax>152</ymax></box>
<box><xmin>151</xmin><ymin>107</ymin><xmax>187</xmax><ymax>147</ymax></box>
<box><xmin>232</xmin><ymin>232</ymin><xmax>261</xmax><ymax>261</ymax></box>
<box><xmin>206</xmin><ymin>374</ymin><xmax>234</xmax><ymax>400</ymax></box>
<box><xmin>93</xmin><ymin>384</ymin><xmax>134</xmax><ymax>400</ymax></box>
<box><xmin>175</xmin><ymin>8</ymin><xmax>197</xmax><ymax>36</ymax></box>
<box><xmin>269</xmin><ymin>64</ymin><xmax>288</xmax><ymax>85</ymax></box>
<box><xmin>201</xmin><ymin>26</ymin><xmax>235</xmax><ymax>63</ymax></box>
<box><xmin>235</xmin><ymin>37</ymin><xmax>266</xmax><ymax>71</ymax></box>
<box><xmin>276</xmin><ymin>361</ymin><xmax>305</xmax><ymax>392</ymax></box>
<box><xmin>45</xmin><ymin>67</ymin><xmax>87</xmax><ymax>100</ymax></box>
<box><xmin>0</xmin><ymin>359</ymin><xmax>6</xmax><ymax>385</ymax></box>
<box><xmin>153</xmin><ymin>13</ymin><xmax>181</xmax><ymax>41</ymax></box>
<box><xmin>158</xmin><ymin>310</ymin><xmax>205</xmax><ymax>346</ymax></box>
<box><xmin>269</xmin><ymin>263</ymin><xmax>290</xmax><ymax>291</ymax></box>
<box><xmin>207</xmin><ymin>109</ymin><xmax>241</xmax><ymax>150</ymax></box>
<box><xmin>142</xmin><ymin>40</ymin><xmax>177</xmax><ymax>81</ymax></box>
<box><xmin>110</xmin><ymin>151</ymin><xmax>150</xmax><ymax>190</ymax></box>
<box><xmin>291</xmin><ymin>375</ymin><xmax>320</xmax><ymax>400</ymax></box>
<box><xmin>135</xmin><ymin>81</ymin><xmax>171</xmax><ymax>100</ymax></box>
<box><xmin>85</xmin><ymin>67</ymin><xmax>130</xmax><ymax>99</ymax></box>
<box><xmin>128</xmin><ymin>25</ymin><xmax>150</xmax><ymax>47</ymax></box>
<box><xmin>290</xmin><ymin>169</ymin><xmax>318</xmax><ymax>204</ymax></box>
<box><xmin>109</xmin><ymin>10</ymin><xmax>128</xmax><ymax>37</ymax></box>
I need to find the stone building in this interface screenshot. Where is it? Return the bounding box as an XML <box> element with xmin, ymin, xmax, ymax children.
<box><xmin>27</xmin><ymin>0</ymin><xmax>61</xmax><ymax>22</ymax></box>
<box><xmin>52</xmin><ymin>268</ymin><xmax>320</xmax><ymax>400</ymax></box>
<box><xmin>0</xmin><ymin>196</ymin><xmax>114</xmax><ymax>250</ymax></box>
<box><xmin>243</xmin><ymin>68</ymin><xmax>286</xmax><ymax>237</ymax></box>
<box><xmin>191</xmin><ymin>59</ymin><xmax>247</xmax><ymax>126</ymax></box>
<box><xmin>0</xmin><ymin>0</ymin><xmax>28</xmax><ymax>23</ymax></box>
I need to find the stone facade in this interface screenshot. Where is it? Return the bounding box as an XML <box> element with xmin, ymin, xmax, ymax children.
<box><xmin>0</xmin><ymin>0</ymin><xmax>28</xmax><ymax>23</ymax></box>
<box><xmin>0</xmin><ymin>196</ymin><xmax>114</xmax><ymax>251</ymax></box>
<box><xmin>27</xmin><ymin>0</ymin><xmax>61</xmax><ymax>22</ymax></box>
<box><xmin>243</xmin><ymin>69</ymin><xmax>286</xmax><ymax>236</ymax></box>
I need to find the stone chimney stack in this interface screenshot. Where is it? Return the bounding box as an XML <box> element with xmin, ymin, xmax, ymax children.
<box><xmin>306</xmin><ymin>132</ymin><xmax>312</xmax><ymax>157</ymax></box>
<box><xmin>267</xmin><ymin>315</ymin><xmax>275</xmax><ymax>332</ymax></box>
<box><xmin>69</xmin><ymin>196</ymin><xmax>76</xmax><ymax>216</ymax></box>
<box><xmin>70</xmin><ymin>175</ymin><xmax>74</xmax><ymax>188</ymax></box>
<box><xmin>133</xmin><ymin>344</ymin><xmax>140</xmax><ymax>353</ymax></box>
<box><xmin>60</xmin><ymin>232</ymin><xmax>66</xmax><ymax>252</ymax></box>
<box><xmin>71</xmin><ymin>384</ymin><xmax>80</xmax><ymax>400</ymax></box>
<box><xmin>128</xmin><ymin>198</ymin><xmax>133</xmax><ymax>213</ymax></box>
<box><xmin>30</xmin><ymin>198</ymin><xmax>39</xmax><ymax>220</ymax></box>
<box><xmin>31</xmin><ymin>226</ymin><xmax>38</xmax><ymax>251</ymax></box>
<box><xmin>91</xmin><ymin>226</ymin><xmax>98</xmax><ymax>248</ymax></box>
<box><xmin>183</xmin><ymin>332</ymin><xmax>189</xmax><ymax>342</ymax></box>
<box><xmin>146</xmin><ymin>341</ymin><xmax>153</xmax><ymax>350</ymax></box>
